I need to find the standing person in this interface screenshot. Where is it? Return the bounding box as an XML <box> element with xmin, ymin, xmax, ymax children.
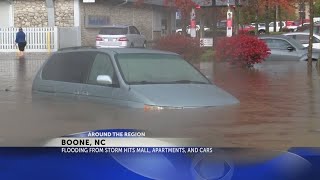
<box><xmin>15</xmin><ymin>28</ymin><xmax>27</xmax><ymax>57</ymax></box>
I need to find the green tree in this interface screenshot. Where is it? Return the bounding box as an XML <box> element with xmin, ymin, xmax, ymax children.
<box><xmin>315</xmin><ymin>0</ymin><xmax>320</xmax><ymax>17</ymax></box>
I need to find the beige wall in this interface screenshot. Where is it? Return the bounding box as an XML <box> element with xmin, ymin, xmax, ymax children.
<box><xmin>13</xmin><ymin>0</ymin><xmax>74</xmax><ymax>27</ymax></box>
<box><xmin>80</xmin><ymin>2</ymin><xmax>153</xmax><ymax>46</ymax></box>
<box><xmin>14</xmin><ymin>0</ymin><xmax>48</xmax><ymax>27</ymax></box>
<box><xmin>54</xmin><ymin>0</ymin><xmax>74</xmax><ymax>27</ymax></box>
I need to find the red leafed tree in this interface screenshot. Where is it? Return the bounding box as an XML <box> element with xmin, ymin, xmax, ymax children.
<box><xmin>172</xmin><ymin>0</ymin><xmax>197</xmax><ymax>35</ymax></box>
<box><xmin>154</xmin><ymin>34</ymin><xmax>204</xmax><ymax>63</ymax></box>
<box><xmin>214</xmin><ymin>35</ymin><xmax>271</xmax><ymax>67</ymax></box>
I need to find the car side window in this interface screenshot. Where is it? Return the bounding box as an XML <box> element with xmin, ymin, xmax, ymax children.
<box><xmin>129</xmin><ymin>26</ymin><xmax>135</xmax><ymax>34</ymax></box>
<box><xmin>87</xmin><ymin>53</ymin><xmax>116</xmax><ymax>86</ymax></box>
<box><xmin>264</xmin><ymin>39</ymin><xmax>292</xmax><ymax>50</ymax></box>
<box><xmin>42</xmin><ymin>52</ymin><xmax>95</xmax><ymax>83</ymax></box>
<box><xmin>313</xmin><ymin>36</ymin><xmax>320</xmax><ymax>43</ymax></box>
<box><xmin>295</xmin><ymin>35</ymin><xmax>309</xmax><ymax>44</ymax></box>
<box><xmin>132</xmin><ymin>26</ymin><xmax>140</xmax><ymax>34</ymax></box>
<box><xmin>129</xmin><ymin>26</ymin><xmax>139</xmax><ymax>34</ymax></box>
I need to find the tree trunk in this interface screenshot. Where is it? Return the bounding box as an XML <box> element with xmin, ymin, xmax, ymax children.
<box><xmin>265</xmin><ymin>0</ymin><xmax>270</xmax><ymax>34</ymax></box>
<box><xmin>200</xmin><ymin>13</ymin><xmax>205</xmax><ymax>38</ymax></box>
<box><xmin>212</xmin><ymin>7</ymin><xmax>218</xmax><ymax>42</ymax></box>
<box><xmin>182</xmin><ymin>17</ymin><xmax>187</xmax><ymax>36</ymax></box>
<box><xmin>308</xmin><ymin>0</ymin><xmax>314</xmax><ymax>68</ymax></box>
<box><xmin>255</xmin><ymin>1</ymin><xmax>259</xmax><ymax>35</ymax></box>
<box><xmin>167</xmin><ymin>8</ymin><xmax>172</xmax><ymax>35</ymax></box>
<box><xmin>233</xmin><ymin>0</ymin><xmax>239</xmax><ymax>35</ymax></box>
<box><xmin>279</xmin><ymin>6</ymin><xmax>283</xmax><ymax>32</ymax></box>
<box><xmin>273</xmin><ymin>5</ymin><xmax>277</xmax><ymax>32</ymax></box>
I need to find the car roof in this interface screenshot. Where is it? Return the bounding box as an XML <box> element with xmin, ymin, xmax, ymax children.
<box><xmin>284</xmin><ymin>32</ymin><xmax>309</xmax><ymax>35</ymax></box>
<box><xmin>284</xmin><ymin>32</ymin><xmax>318</xmax><ymax>35</ymax></box>
<box><xmin>102</xmin><ymin>48</ymin><xmax>179</xmax><ymax>55</ymax></box>
<box><xmin>57</xmin><ymin>47</ymin><xmax>179</xmax><ymax>56</ymax></box>
<box><xmin>258</xmin><ymin>34</ymin><xmax>291</xmax><ymax>40</ymax></box>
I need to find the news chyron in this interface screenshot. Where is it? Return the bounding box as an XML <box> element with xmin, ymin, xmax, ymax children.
<box><xmin>44</xmin><ymin>129</ymin><xmax>213</xmax><ymax>154</ymax></box>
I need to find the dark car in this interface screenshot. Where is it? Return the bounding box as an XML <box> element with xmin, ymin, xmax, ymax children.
<box><xmin>258</xmin><ymin>35</ymin><xmax>320</xmax><ymax>61</ymax></box>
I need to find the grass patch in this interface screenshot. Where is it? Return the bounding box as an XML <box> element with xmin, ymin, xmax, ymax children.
<box><xmin>200</xmin><ymin>48</ymin><xmax>215</xmax><ymax>62</ymax></box>
<box><xmin>270</xmin><ymin>32</ymin><xmax>284</xmax><ymax>35</ymax></box>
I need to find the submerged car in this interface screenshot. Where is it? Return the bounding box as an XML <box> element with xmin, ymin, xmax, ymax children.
<box><xmin>259</xmin><ymin>35</ymin><xmax>320</xmax><ymax>61</ymax></box>
<box><xmin>283</xmin><ymin>32</ymin><xmax>320</xmax><ymax>49</ymax></box>
<box><xmin>32</xmin><ymin>47</ymin><xmax>239</xmax><ymax>110</ymax></box>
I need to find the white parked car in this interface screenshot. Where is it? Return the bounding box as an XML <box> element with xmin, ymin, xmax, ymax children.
<box><xmin>284</xmin><ymin>32</ymin><xmax>320</xmax><ymax>49</ymax></box>
<box><xmin>268</xmin><ymin>21</ymin><xmax>286</xmax><ymax>32</ymax></box>
<box><xmin>257</xmin><ymin>21</ymin><xmax>286</xmax><ymax>34</ymax></box>
<box><xmin>96</xmin><ymin>25</ymin><xmax>147</xmax><ymax>48</ymax></box>
<box><xmin>176</xmin><ymin>25</ymin><xmax>210</xmax><ymax>35</ymax></box>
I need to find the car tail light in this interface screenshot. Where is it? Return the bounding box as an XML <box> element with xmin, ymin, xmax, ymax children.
<box><xmin>96</xmin><ymin>36</ymin><xmax>103</xmax><ymax>41</ymax></box>
<box><xmin>118</xmin><ymin>37</ymin><xmax>128</xmax><ymax>41</ymax></box>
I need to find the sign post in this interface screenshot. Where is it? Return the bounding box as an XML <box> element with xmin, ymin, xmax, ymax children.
<box><xmin>190</xmin><ymin>8</ymin><xmax>196</xmax><ymax>38</ymax></box>
<box><xmin>226</xmin><ymin>10</ymin><xmax>233</xmax><ymax>37</ymax></box>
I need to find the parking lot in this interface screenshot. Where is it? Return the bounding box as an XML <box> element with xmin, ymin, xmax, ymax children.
<box><xmin>0</xmin><ymin>53</ymin><xmax>320</xmax><ymax>148</ymax></box>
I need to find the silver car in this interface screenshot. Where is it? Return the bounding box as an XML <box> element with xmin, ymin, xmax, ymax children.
<box><xmin>96</xmin><ymin>25</ymin><xmax>147</xmax><ymax>48</ymax></box>
<box><xmin>259</xmin><ymin>35</ymin><xmax>320</xmax><ymax>61</ymax></box>
<box><xmin>32</xmin><ymin>47</ymin><xmax>239</xmax><ymax>110</ymax></box>
<box><xmin>283</xmin><ymin>32</ymin><xmax>320</xmax><ymax>49</ymax></box>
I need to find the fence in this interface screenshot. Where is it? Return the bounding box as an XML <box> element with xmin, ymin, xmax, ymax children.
<box><xmin>0</xmin><ymin>27</ymin><xmax>58</xmax><ymax>52</ymax></box>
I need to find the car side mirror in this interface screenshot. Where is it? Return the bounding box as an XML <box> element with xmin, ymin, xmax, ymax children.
<box><xmin>97</xmin><ymin>75</ymin><xmax>112</xmax><ymax>85</ymax></box>
<box><xmin>287</xmin><ymin>46</ymin><xmax>295</xmax><ymax>51</ymax></box>
<box><xmin>206</xmin><ymin>75</ymin><xmax>213</xmax><ymax>81</ymax></box>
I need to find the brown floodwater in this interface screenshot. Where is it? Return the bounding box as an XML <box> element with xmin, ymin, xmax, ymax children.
<box><xmin>0</xmin><ymin>53</ymin><xmax>320</xmax><ymax>149</ymax></box>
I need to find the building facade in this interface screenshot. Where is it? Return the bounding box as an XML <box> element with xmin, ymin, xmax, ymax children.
<box><xmin>0</xmin><ymin>0</ymin><xmax>176</xmax><ymax>47</ymax></box>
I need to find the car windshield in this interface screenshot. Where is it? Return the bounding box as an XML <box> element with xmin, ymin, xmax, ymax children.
<box><xmin>99</xmin><ymin>27</ymin><xmax>128</xmax><ymax>35</ymax></box>
<box><xmin>116</xmin><ymin>54</ymin><xmax>210</xmax><ymax>85</ymax></box>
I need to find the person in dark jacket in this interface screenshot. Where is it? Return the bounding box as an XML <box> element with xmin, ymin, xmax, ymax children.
<box><xmin>15</xmin><ymin>28</ymin><xmax>27</xmax><ymax>57</ymax></box>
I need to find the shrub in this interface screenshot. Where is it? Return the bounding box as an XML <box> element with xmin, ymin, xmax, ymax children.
<box><xmin>296</xmin><ymin>25</ymin><xmax>309</xmax><ymax>32</ymax></box>
<box><xmin>153</xmin><ymin>34</ymin><xmax>205</xmax><ymax>63</ymax></box>
<box><xmin>238</xmin><ymin>29</ymin><xmax>255</xmax><ymax>35</ymax></box>
<box><xmin>281</xmin><ymin>27</ymin><xmax>292</xmax><ymax>32</ymax></box>
<box><xmin>214</xmin><ymin>34</ymin><xmax>270</xmax><ymax>67</ymax></box>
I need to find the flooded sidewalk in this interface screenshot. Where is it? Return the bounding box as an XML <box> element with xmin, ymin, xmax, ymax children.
<box><xmin>0</xmin><ymin>52</ymin><xmax>320</xmax><ymax>148</ymax></box>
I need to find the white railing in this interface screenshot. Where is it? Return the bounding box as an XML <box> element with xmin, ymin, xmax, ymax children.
<box><xmin>0</xmin><ymin>27</ymin><xmax>58</xmax><ymax>52</ymax></box>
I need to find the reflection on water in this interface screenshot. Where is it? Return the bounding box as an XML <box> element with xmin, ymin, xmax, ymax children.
<box><xmin>0</xmin><ymin>53</ymin><xmax>320</xmax><ymax>148</ymax></box>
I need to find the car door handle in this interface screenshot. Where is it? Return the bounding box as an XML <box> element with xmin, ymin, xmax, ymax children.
<box><xmin>73</xmin><ymin>91</ymin><xmax>80</xmax><ymax>95</ymax></box>
<box><xmin>82</xmin><ymin>91</ymin><xmax>89</xmax><ymax>96</ymax></box>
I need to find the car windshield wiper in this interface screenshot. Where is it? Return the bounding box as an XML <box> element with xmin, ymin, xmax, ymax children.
<box><xmin>129</xmin><ymin>81</ymin><xmax>160</xmax><ymax>85</ymax></box>
<box><xmin>129</xmin><ymin>80</ymin><xmax>208</xmax><ymax>85</ymax></box>
<box><xmin>170</xmin><ymin>80</ymin><xmax>208</xmax><ymax>84</ymax></box>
